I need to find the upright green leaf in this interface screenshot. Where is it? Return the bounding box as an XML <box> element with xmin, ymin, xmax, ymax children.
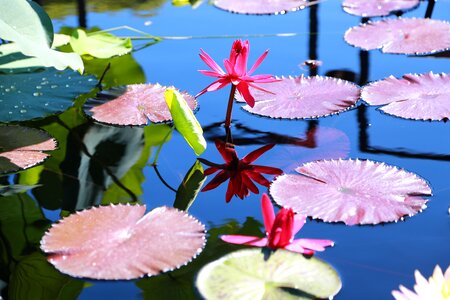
<box><xmin>0</xmin><ymin>0</ymin><xmax>83</xmax><ymax>71</ymax></box>
<box><xmin>173</xmin><ymin>160</ymin><xmax>206</xmax><ymax>211</ymax></box>
<box><xmin>70</xmin><ymin>29</ymin><xmax>132</xmax><ymax>59</ymax></box>
<box><xmin>164</xmin><ymin>89</ymin><xmax>206</xmax><ymax>155</ymax></box>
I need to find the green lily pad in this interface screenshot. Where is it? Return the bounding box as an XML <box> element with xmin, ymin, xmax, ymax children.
<box><xmin>70</xmin><ymin>29</ymin><xmax>133</xmax><ymax>59</ymax></box>
<box><xmin>0</xmin><ymin>68</ymin><xmax>96</xmax><ymax>122</ymax></box>
<box><xmin>173</xmin><ymin>160</ymin><xmax>206</xmax><ymax>211</ymax></box>
<box><xmin>196</xmin><ymin>249</ymin><xmax>341</xmax><ymax>300</ymax></box>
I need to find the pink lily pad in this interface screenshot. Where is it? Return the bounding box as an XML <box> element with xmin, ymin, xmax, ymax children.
<box><xmin>237</xmin><ymin>76</ymin><xmax>360</xmax><ymax>119</ymax></box>
<box><xmin>362</xmin><ymin>72</ymin><xmax>450</xmax><ymax>121</ymax></box>
<box><xmin>344</xmin><ymin>18</ymin><xmax>450</xmax><ymax>55</ymax></box>
<box><xmin>342</xmin><ymin>0</ymin><xmax>419</xmax><ymax>17</ymax></box>
<box><xmin>213</xmin><ymin>0</ymin><xmax>311</xmax><ymax>15</ymax></box>
<box><xmin>0</xmin><ymin>126</ymin><xmax>57</xmax><ymax>174</ymax></box>
<box><xmin>270</xmin><ymin>159</ymin><xmax>431</xmax><ymax>225</ymax></box>
<box><xmin>84</xmin><ymin>84</ymin><xmax>197</xmax><ymax>126</ymax></box>
<box><xmin>40</xmin><ymin>204</ymin><xmax>206</xmax><ymax>280</ymax></box>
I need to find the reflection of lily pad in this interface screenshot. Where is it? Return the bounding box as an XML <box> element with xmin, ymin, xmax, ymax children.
<box><xmin>196</xmin><ymin>249</ymin><xmax>341</xmax><ymax>300</ymax></box>
<box><xmin>0</xmin><ymin>68</ymin><xmax>96</xmax><ymax>122</ymax></box>
<box><xmin>0</xmin><ymin>126</ymin><xmax>57</xmax><ymax>174</ymax></box>
<box><xmin>84</xmin><ymin>84</ymin><xmax>197</xmax><ymax>126</ymax></box>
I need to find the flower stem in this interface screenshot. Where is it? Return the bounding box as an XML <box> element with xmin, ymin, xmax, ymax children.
<box><xmin>225</xmin><ymin>84</ymin><xmax>237</xmax><ymax>128</ymax></box>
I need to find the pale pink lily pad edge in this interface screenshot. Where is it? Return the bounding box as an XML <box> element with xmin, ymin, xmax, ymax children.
<box><xmin>40</xmin><ymin>204</ymin><xmax>207</xmax><ymax>280</ymax></box>
<box><xmin>269</xmin><ymin>158</ymin><xmax>432</xmax><ymax>225</ymax></box>
<box><xmin>238</xmin><ymin>75</ymin><xmax>362</xmax><ymax>120</ymax></box>
<box><xmin>213</xmin><ymin>0</ymin><xmax>314</xmax><ymax>16</ymax></box>
<box><xmin>361</xmin><ymin>72</ymin><xmax>450</xmax><ymax>121</ymax></box>
<box><xmin>341</xmin><ymin>0</ymin><xmax>420</xmax><ymax>17</ymax></box>
<box><xmin>344</xmin><ymin>18</ymin><xmax>450</xmax><ymax>55</ymax></box>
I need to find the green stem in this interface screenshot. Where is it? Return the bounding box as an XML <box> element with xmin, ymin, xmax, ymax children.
<box><xmin>225</xmin><ymin>85</ymin><xmax>237</xmax><ymax>129</ymax></box>
<box><xmin>150</xmin><ymin>126</ymin><xmax>174</xmax><ymax>166</ymax></box>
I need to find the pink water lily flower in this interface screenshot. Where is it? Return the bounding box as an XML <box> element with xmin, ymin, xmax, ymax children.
<box><xmin>221</xmin><ymin>194</ymin><xmax>334</xmax><ymax>255</ymax></box>
<box><xmin>196</xmin><ymin>39</ymin><xmax>278</xmax><ymax>108</ymax></box>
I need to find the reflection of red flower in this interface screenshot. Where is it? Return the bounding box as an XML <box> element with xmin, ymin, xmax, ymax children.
<box><xmin>199</xmin><ymin>140</ymin><xmax>282</xmax><ymax>203</ymax></box>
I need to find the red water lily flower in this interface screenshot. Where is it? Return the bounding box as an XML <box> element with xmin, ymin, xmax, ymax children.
<box><xmin>195</xmin><ymin>39</ymin><xmax>278</xmax><ymax>108</ymax></box>
<box><xmin>221</xmin><ymin>194</ymin><xmax>334</xmax><ymax>255</ymax></box>
<box><xmin>198</xmin><ymin>140</ymin><xmax>282</xmax><ymax>203</ymax></box>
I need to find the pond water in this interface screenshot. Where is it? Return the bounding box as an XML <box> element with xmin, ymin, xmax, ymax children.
<box><xmin>1</xmin><ymin>0</ymin><xmax>449</xmax><ymax>299</ymax></box>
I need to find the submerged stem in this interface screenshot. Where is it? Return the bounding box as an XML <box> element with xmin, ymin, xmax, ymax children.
<box><xmin>224</xmin><ymin>85</ymin><xmax>237</xmax><ymax>129</ymax></box>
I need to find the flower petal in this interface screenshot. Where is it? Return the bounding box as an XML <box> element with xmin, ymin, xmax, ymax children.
<box><xmin>234</xmin><ymin>41</ymin><xmax>249</xmax><ymax>76</ymax></box>
<box><xmin>200</xmin><ymin>49</ymin><xmax>225</xmax><ymax>74</ymax></box>
<box><xmin>242</xmin><ymin>171</ymin><xmax>260</xmax><ymax>194</ymax></box>
<box><xmin>248</xmin><ymin>49</ymin><xmax>268</xmax><ymax>75</ymax></box>
<box><xmin>236</xmin><ymin>82</ymin><xmax>255</xmax><ymax>108</ymax></box>
<box><xmin>247</xmin><ymin>82</ymin><xmax>276</xmax><ymax>95</ymax></box>
<box><xmin>242</xmin><ymin>144</ymin><xmax>276</xmax><ymax>163</ymax></box>
<box><xmin>201</xmin><ymin>170</ymin><xmax>230</xmax><ymax>192</ymax></box>
<box><xmin>292</xmin><ymin>214</ymin><xmax>306</xmax><ymax>235</ymax></box>
<box><xmin>291</xmin><ymin>238</ymin><xmax>334</xmax><ymax>252</ymax></box>
<box><xmin>285</xmin><ymin>243</ymin><xmax>315</xmax><ymax>255</ymax></box>
<box><xmin>261</xmin><ymin>193</ymin><xmax>275</xmax><ymax>235</ymax></box>
<box><xmin>199</xmin><ymin>70</ymin><xmax>223</xmax><ymax>78</ymax></box>
<box><xmin>220</xmin><ymin>235</ymin><xmax>267</xmax><ymax>247</ymax></box>
<box><xmin>195</xmin><ymin>79</ymin><xmax>230</xmax><ymax>98</ymax></box>
<box><xmin>251</xmin><ymin>165</ymin><xmax>283</xmax><ymax>175</ymax></box>
<box><xmin>246</xmin><ymin>170</ymin><xmax>271</xmax><ymax>187</ymax></box>
<box><xmin>215</xmin><ymin>140</ymin><xmax>236</xmax><ymax>164</ymax></box>
<box><xmin>224</xmin><ymin>59</ymin><xmax>235</xmax><ymax>75</ymax></box>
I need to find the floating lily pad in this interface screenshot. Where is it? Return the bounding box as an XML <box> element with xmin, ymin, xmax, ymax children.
<box><xmin>342</xmin><ymin>0</ymin><xmax>419</xmax><ymax>17</ymax></box>
<box><xmin>344</xmin><ymin>18</ymin><xmax>450</xmax><ymax>55</ymax></box>
<box><xmin>70</xmin><ymin>29</ymin><xmax>132</xmax><ymax>59</ymax></box>
<box><xmin>0</xmin><ymin>68</ymin><xmax>96</xmax><ymax>122</ymax></box>
<box><xmin>238</xmin><ymin>76</ymin><xmax>360</xmax><ymax>119</ymax></box>
<box><xmin>270</xmin><ymin>159</ymin><xmax>431</xmax><ymax>225</ymax></box>
<box><xmin>84</xmin><ymin>84</ymin><xmax>198</xmax><ymax>126</ymax></box>
<box><xmin>196</xmin><ymin>249</ymin><xmax>341</xmax><ymax>300</ymax></box>
<box><xmin>40</xmin><ymin>204</ymin><xmax>206</xmax><ymax>280</ymax></box>
<box><xmin>213</xmin><ymin>0</ymin><xmax>310</xmax><ymax>15</ymax></box>
<box><xmin>361</xmin><ymin>72</ymin><xmax>450</xmax><ymax>121</ymax></box>
<box><xmin>0</xmin><ymin>126</ymin><xmax>57</xmax><ymax>174</ymax></box>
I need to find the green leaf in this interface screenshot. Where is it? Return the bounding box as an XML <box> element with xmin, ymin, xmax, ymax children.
<box><xmin>173</xmin><ymin>160</ymin><xmax>206</xmax><ymax>211</ymax></box>
<box><xmin>164</xmin><ymin>89</ymin><xmax>206</xmax><ymax>156</ymax></box>
<box><xmin>102</xmin><ymin>124</ymin><xmax>172</xmax><ymax>205</ymax></box>
<box><xmin>0</xmin><ymin>0</ymin><xmax>83</xmax><ymax>71</ymax></box>
<box><xmin>0</xmin><ymin>184</ymin><xmax>40</xmax><ymax>196</ymax></box>
<box><xmin>83</xmin><ymin>53</ymin><xmax>146</xmax><ymax>88</ymax></box>
<box><xmin>0</xmin><ymin>43</ymin><xmax>45</xmax><ymax>74</ymax></box>
<box><xmin>0</xmin><ymin>68</ymin><xmax>96</xmax><ymax>122</ymax></box>
<box><xmin>196</xmin><ymin>249</ymin><xmax>342</xmax><ymax>300</ymax></box>
<box><xmin>9</xmin><ymin>252</ymin><xmax>84</xmax><ymax>300</ymax></box>
<box><xmin>70</xmin><ymin>29</ymin><xmax>133</xmax><ymax>59</ymax></box>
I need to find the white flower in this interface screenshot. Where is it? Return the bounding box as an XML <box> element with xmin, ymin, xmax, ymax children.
<box><xmin>392</xmin><ymin>265</ymin><xmax>450</xmax><ymax>300</ymax></box>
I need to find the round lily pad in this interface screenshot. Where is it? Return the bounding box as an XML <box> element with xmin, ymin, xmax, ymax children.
<box><xmin>342</xmin><ymin>0</ymin><xmax>419</xmax><ymax>17</ymax></box>
<box><xmin>213</xmin><ymin>0</ymin><xmax>310</xmax><ymax>15</ymax></box>
<box><xmin>0</xmin><ymin>126</ymin><xmax>57</xmax><ymax>174</ymax></box>
<box><xmin>196</xmin><ymin>249</ymin><xmax>341</xmax><ymax>300</ymax></box>
<box><xmin>344</xmin><ymin>18</ymin><xmax>450</xmax><ymax>55</ymax></box>
<box><xmin>40</xmin><ymin>204</ymin><xmax>206</xmax><ymax>280</ymax></box>
<box><xmin>0</xmin><ymin>68</ymin><xmax>96</xmax><ymax>122</ymax></box>
<box><xmin>84</xmin><ymin>84</ymin><xmax>198</xmax><ymax>126</ymax></box>
<box><xmin>361</xmin><ymin>72</ymin><xmax>450</xmax><ymax>121</ymax></box>
<box><xmin>238</xmin><ymin>76</ymin><xmax>360</xmax><ymax>119</ymax></box>
<box><xmin>270</xmin><ymin>159</ymin><xmax>432</xmax><ymax>225</ymax></box>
